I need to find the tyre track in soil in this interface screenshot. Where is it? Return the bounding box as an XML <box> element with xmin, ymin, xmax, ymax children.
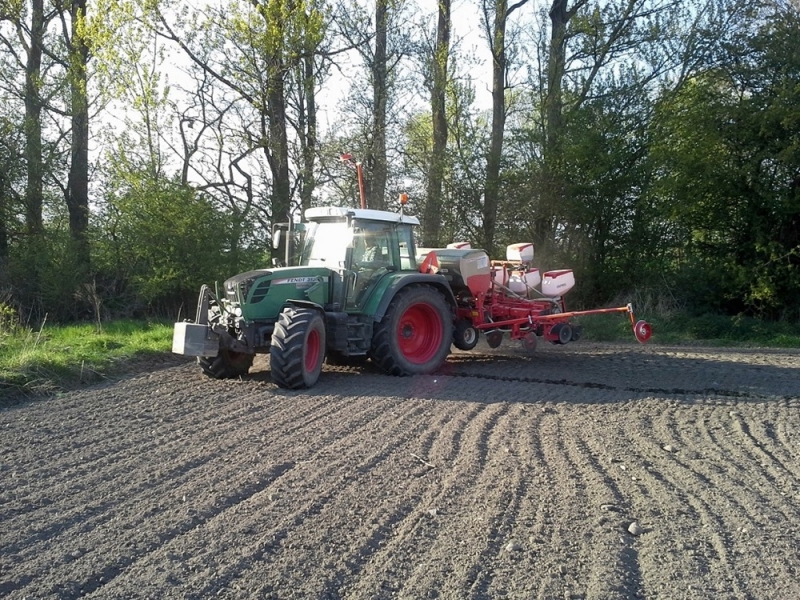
<box><xmin>1</xmin><ymin>342</ymin><xmax>799</xmax><ymax>600</ymax></box>
<box><xmin>195</xmin><ymin>397</ymin><xmax>450</xmax><ymax>599</ymax></box>
<box><xmin>344</xmin><ymin>402</ymin><xmax>520</xmax><ymax>599</ymax></box>
<box><xmin>1</xmin><ymin>368</ymin><xmax>412</xmax><ymax>596</ymax></box>
<box><xmin>1</xmin><ymin>378</ymin><xmax>362</xmax><ymax>548</ymax></box>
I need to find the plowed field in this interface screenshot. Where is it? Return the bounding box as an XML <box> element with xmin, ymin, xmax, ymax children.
<box><xmin>2</xmin><ymin>342</ymin><xmax>799</xmax><ymax>599</ymax></box>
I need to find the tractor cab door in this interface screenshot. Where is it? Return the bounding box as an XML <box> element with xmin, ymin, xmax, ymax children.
<box><xmin>271</xmin><ymin>221</ymin><xmax>307</xmax><ymax>267</ymax></box>
<box><xmin>346</xmin><ymin>221</ymin><xmax>398</xmax><ymax>309</ymax></box>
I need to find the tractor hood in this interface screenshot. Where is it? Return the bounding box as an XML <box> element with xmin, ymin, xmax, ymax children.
<box><xmin>224</xmin><ymin>266</ymin><xmax>333</xmax><ymax>321</ymax></box>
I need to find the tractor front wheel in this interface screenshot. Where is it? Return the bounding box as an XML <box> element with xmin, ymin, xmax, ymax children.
<box><xmin>198</xmin><ymin>348</ymin><xmax>254</xmax><ymax>379</ymax></box>
<box><xmin>270</xmin><ymin>307</ymin><xmax>326</xmax><ymax>389</ymax></box>
<box><xmin>370</xmin><ymin>286</ymin><xmax>452</xmax><ymax>376</ymax></box>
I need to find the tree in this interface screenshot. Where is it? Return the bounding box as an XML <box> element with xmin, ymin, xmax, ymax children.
<box><xmin>367</xmin><ymin>0</ymin><xmax>389</xmax><ymax>210</ymax></box>
<box><xmin>648</xmin><ymin>1</ymin><xmax>800</xmax><ymax>317</ymax></box>
<box><xmin>331</xmin><ymin>0</ymin><xmax>412</xmax><ymax>211</ymax></box>
<box><xmin>95</xmin><ymin>171</ymin><xmax>233</xmax><ymax>313</ymax></box>
<box><xmin>480</xmin><ymin>0</ymin><xmax>529</xmax><ymax>254</ymax></box>
<box><xmin>61</xmin><ymin>0</ymin><xmax>91</xmax><ymax>276</ymax></box>
<box><xmin>156</xmin><ymin>0</ymin><xmax>325</xmax><ymax>224</ymax></box>
<box><xmin>0</xmin><ymin>117</ymin><xmax>24</xmax><ymax>265</ymax></box>
<box><xmin>23</xmin><ymin>0</ymin><xmax>45</xmax><ymax>238</ymax></box>
<box><xmin>421</xmin><ymin>0</ymin><xmax>450</xmax><ymax>247</ymax></box>
<box><xmin>535</xmin><ymin>0</ymin><xmax>686</xmax><ymax>254</ymax></box>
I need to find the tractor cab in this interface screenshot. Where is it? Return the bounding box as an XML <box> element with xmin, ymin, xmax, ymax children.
<box><xmin>287</xmin><ymin>207</ymin><xmax>420</xmax><ymax>311</ymax></box>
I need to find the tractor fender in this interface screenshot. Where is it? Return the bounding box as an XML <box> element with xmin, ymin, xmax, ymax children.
<box><xmin>281</xmin><ymin>299</ymin><xmax>349</xmax><ymax>355</ymax></box>
<box><xmin>371</xmin><ymin>274</ymin><xmax>457</xmax><ymax>322</ymax></box>
<box><xmin>282</xmin><ymin>298</ymin><xmax>325</xmax><ymax>314</ymax></box>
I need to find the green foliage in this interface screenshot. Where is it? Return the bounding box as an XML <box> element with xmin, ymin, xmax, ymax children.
<box><xmin>94</xmin><ymin>174</ymin><xmax>239</xmax><ymax>314</ymax></box>
<box><xmin>0</xmin><ymin>319</ymin><xmax>173</xmax><ymax>399</ymax></box>
<box><xmin>647</xmin><ymin>9</ymin><xmax>800</xmax><ymax>319</ymax></box>
<box><xmin>221</xmin><ymin>0</ymin><xmax>325</xmax><ymax>87</ymax></box>
<box><xmin>0</xmin><ymin>302</ymin><xmax>17</xmax><ymax>334</ymax></box>
<box><xmin>5</xmin><ymin>229</ymin><xmax>96</xmax><ymax>322</ymax></box>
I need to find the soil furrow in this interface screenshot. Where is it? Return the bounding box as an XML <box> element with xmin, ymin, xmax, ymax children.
<box><xmin>690</xmin><ymin>405</ymin><xmax>799</xmax><ymax>525</ymax></box>
<box><xmin>104</xmin><ymin>398</ymin><xmax>436</xmax><ymax>598</ymax></box>
<box><xmin>339</xmin><ymin>402</ymin><xmax>517</xmax><ymax>599</ymax></box>
<box><xmin>528</xmin><ymin>410</ymin><xmax>587</xmax><ymax>600</ymax></box>
<box><xmin>2</xmin><ymin>344</ymin><xmax>800</xmax><ymax>600</ymax></box>
<box><xmin>613</xmin><ymin>403</ymin><xmax>791</xmax><ymax>599</ymax></box>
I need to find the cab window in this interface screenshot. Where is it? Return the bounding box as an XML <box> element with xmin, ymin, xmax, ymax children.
<box><xmin>397</xmin><ymin>224</ymin><xmax>417</xmax><ymax>270</ymax></box>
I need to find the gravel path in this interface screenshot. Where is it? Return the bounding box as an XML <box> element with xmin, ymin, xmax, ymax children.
<box><xmin>2</xmin><ymin>342</ymin><xmax>799</xmax><ymax>599</ymax></box>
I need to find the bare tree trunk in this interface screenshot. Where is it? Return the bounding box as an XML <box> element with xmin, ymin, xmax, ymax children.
<box><xmin>262</xmin><ymin>9</ymin><xmax>292</xmax><ymax>223</ymax></box>
<box><xmin>536</xmin><ymin>0</ymin><xmax>570</xmax><ymax>250</ymax></box>
<box><xmin>66</xmin><ymin>0</ymin><xmax>91</xmax><ymax>276</ymax></box>
<box><xmin>0</xmin><ymin>170</ymin><xmax>8</xmax><ymax>261</ymax></box>
<box><xmin>422</xmin><ymin>0</ymin><xmax>451</xmax><ymax>248</ymax></box>
<box><xmin>545</xmin><ymin>0</ymin><xmax>569</xmax><ymax>158</ymax></box>
<box><xmin>480</xmin><ymin>0</ymin><xmax>530</xmax><ymax>253</ymax></box>
<box><xmin>482</xmin><ymin>0</ymin><xmax>509</xmax><ymax>255</ymax></box>
<box><xmin>366</xmin><ymin>0</ymin><xmax>388</xmax><ymax>211</ymax></box>
<box><xmin>24</xmin><ymin>0</ymin><xmax>44</xmax><ymax>237</ymax></box>
<box><xmin>299</xmin><ymin>53</ymin><xmax>317</xmax><ymax>215</ymax></box>
<box><xmin>267</xmin><ymin>71</ymin><xmax>291</xmax><ymax>222</ymax></box>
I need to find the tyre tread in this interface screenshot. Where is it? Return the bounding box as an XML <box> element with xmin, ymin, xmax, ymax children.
<box><xmin>370</xmin><ymin>285</ymin><xmax>452</xmax><ymax>376</ymax></box>
<box><xmin>270</xmin><ymin>308</ymin><xmax>325</xmax><ymax>389</ymax></box>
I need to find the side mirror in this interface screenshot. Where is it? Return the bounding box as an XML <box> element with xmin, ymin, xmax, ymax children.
<box><xmin>272</xmin><ymin>229</ymin><xmax>281</xmax><ymax>250</ymax></box>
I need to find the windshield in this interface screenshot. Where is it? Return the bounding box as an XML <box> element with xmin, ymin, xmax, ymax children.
<box><xmin>299</xmin><ymin>221</ymin><xmax>352</xmax><ymax>267</ymax></box>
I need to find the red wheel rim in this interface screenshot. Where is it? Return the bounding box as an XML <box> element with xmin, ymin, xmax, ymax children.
<box><xmin>634</xmin><ymin>320</ymin><xmax>652</xmax><ymax>343</ymax></box>
<box><xmin>305</xmin><ymin>327</ymin><xmax>321</xmax><ymax>371</ymax></box>
<box><xmin>397</xmin><ymin>302</ymin><xmax>443</xmax><ymax>364</ymax></box>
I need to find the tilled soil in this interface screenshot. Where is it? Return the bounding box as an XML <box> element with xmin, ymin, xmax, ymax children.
<box><xmin>1</xmin><ymin>341</ymin><xmax>799</xmax><ymax>600</ymax></box>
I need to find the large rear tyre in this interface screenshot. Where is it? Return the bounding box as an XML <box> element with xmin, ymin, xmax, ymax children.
<box><xmin>370</xmin><ymin>286</ymin><xmax>453</xmax><ymax>376</ymax></box>
<box><xmin>270</xmin><ymin>307</ymin><xmax>326</xmax><ymax>389</ymax></box>
<box><xmin>198</xmin><ymin>349</ymin><xmax>254</xmax><ymax>379</ymax></box>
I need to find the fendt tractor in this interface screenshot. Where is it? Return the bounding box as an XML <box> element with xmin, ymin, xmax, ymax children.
<box><xmin>173</xmin><ymin>157</ymin><xmax>652</xmax><ymax>389</ymax></box>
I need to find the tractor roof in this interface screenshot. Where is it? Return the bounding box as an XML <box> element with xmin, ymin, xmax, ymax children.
<box><xmin>305</xmin><ymin>206</ymin><xmax>420</xmax><ymax>226</ymax></box>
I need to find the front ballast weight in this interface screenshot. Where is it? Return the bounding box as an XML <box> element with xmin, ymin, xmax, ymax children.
<box><xmin>172</xmin><ymin>284</ymin><xmax>255</xmax><ymax>379</ymax></box>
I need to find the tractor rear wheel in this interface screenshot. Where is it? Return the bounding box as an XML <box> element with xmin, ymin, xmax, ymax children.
<box><xmin>198</xmin><ymin>349</ymin><xmax>254</xmax><ymax>379</ymax></box>
<box><xmin>270</xmin><ymin>307</ymin><xmax>326</xmax><ymax>389</ymax></box>
<box><xmin>370</xmin><ymin>286</ymin><xmax>452</xmax><ymax>376</ymax></box>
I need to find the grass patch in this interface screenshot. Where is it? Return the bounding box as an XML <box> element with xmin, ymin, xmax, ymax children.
<box><xmin>0</xmin><ymin>320</ymin><xmax>174</xmax><ymax>400</ymax></box>
<box><xmin>578</xmin><ymin>311</ymin><xmax>800</xmax><ymax>347</ymax></box>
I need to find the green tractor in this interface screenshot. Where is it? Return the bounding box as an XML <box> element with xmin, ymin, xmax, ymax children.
<box><xmin>172</xmin><ymin>206</ymin><xmax>455</xmax><ymax>389</ymax></box>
